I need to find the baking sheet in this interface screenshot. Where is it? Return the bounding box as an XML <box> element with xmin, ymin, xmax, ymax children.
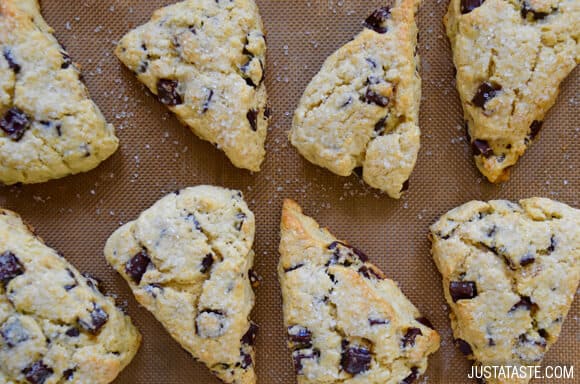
<box><xmin>1</xmin><ymin>0</ymin><xmax>578</xmax><ymax>382</ymax></box>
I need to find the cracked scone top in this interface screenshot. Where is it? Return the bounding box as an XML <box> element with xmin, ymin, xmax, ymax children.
<box><xmin>0</xmin><ymin>0</ymin><xmax>119</xmax><ymax>185</ymax></box>
<box><xmin>279</xmin><ymin>199</ymin><xmax>440</xmax><ymax>383</ymax></box>
<box><xmin>105</xmin><ymin>186</ymin><xmax>258</xmax><ymax>384</ymax></box>
<box><xmin>290</xmin><ymin>0</ymin><xmax>421</xmax><ymax>199</ymax></box>
<box><xmin>0</xmin><ymin>208</ymin><xmax>141</xmax><ymax>384</ymax></box>
<box><xmin>115</xmin><ymin>0</ymin><xmax>269</xmax><ymax>172</ymax></box>
<box><xmin>445</xmin><ymin>0</ymin><xmax>580</xmax><ymax>183</ymax></box>
<box><xmin>430</xmin><ymin>198</ymin><xmax>580</xmax><ymax>384</ymax></box>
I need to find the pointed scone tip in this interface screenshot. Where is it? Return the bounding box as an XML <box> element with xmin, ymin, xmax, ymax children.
<box><xmin>104</xmin><ymin>186</ymin><xmax>258</xmax><ymax>384</ymax></box>
<box><xmin>0</xmin><ymin>0</ymin><xmax>119</xmax><ymax>185</ymax></box>
<box><xmin>445</xmin><ymin>0</ymin><xmax>579</xmax><ymax>182</ymax></box>
<box><xmin>279</xmin><ymin>199</ymin><xmax>440</xmax><ymax>383</ymax></box>
<box><xmin>114</xmin><ymin>0</ymin><xmax>269</xmax><ymax>172</ymax></box>
<box><xmin>289</xmin><ymin>0</ymin><xmax>422</xmax><ymax>199</ymax></box>
<box><xmin>430</xmin><ymin>198</ymin><xmax>580</xmax><ymax>383</ymax></box>
<box><xmin>0</xmin><ymin>208</ymin><xmax>141</xmax><ymax>383</ymax></box>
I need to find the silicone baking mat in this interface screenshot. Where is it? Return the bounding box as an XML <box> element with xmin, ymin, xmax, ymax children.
<box><xmin>1</xmin><ymin>0</ymin><xmax>578</xmax><ymax>383</ymax></box>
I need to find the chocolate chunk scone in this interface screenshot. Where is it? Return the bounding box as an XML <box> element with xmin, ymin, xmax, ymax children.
<box><xmin>0</xmin><ymin>0</ymin><xmax>119</xmax><ymax>185</ymax></box>
<box><xmin>290</xmin><ymin>0</ymin><xmax>421</xmax><ymax>198</ymax></box>
<box><xmin>445</xmin><ymin>0</ymin><xmax>579</xmax><ymax>182</ymax></box>
<box><xmin>430</xmin><ymin>198</ymin><xmax>580</xmax><ymax>383</ymax></box>
<box><xmin>279</xmin><ymin>199</ymin><xmax>440</xmax><ymax>383</ymax></box>
<box><xmin>105</xmin><ymin>186</ymin><xmax>258</xmax><ymax>384</ymax></box>
<box><xmin>0</xmin><ymin>208</ymin><xmax>141</xmax><ymax>383</ymax></box>
<box><xmin>115</xmin><ymin>0</ymin><xmax>269</xmax><ymax>172</ymax></box>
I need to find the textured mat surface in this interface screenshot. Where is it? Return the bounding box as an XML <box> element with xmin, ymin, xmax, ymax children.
<box><xmin>0</xmin><ymin>0</ymin><xmax>578</xmax><ymax>383</ymax></box>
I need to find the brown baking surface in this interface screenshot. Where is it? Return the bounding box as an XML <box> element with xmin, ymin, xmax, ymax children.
<box><xmin>1</xmin><ymin>0</ymin><xmax>578</xmax><ymax>383</ymax></box>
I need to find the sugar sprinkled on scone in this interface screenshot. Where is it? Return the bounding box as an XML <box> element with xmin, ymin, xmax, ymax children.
<box><xmin>115</xmin><ymin>0</ymin><xmax>269</xmax><ymax>172</ymax></box>
<box><xmin>279</xmin><ymin>199</ymin><xmax>440</xmax><ymax>383</ymax></box>
<box><xmin>290</xmin><ymin>0</ymin><xmax>422</xmax><ymax>198</ymax></box>
<box><xmin>0</xmin><ymin>208</ymin><xmax>141</xmax><ymax>384</ymax></box>
<box><xmin>430</xmin><ymin>198</ymin><xmax>580</xmax><ymax>384</ymax></box>
<box><xmin>105</xmin><ymin>185</ymin><xmax>259</xmax><ymax>384</ymax></box>
<box><xmin>0</xmin><ymin>0</ymin><xmax>119</xmax><ymax>185</ymax></box>
<box><xmin>445</xmin><ymin>0</ymin><xmax>579</xmax><ymax>182</ymax></box>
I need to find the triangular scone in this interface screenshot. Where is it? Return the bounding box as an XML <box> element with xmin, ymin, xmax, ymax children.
<box><xmin>0</xmin><ymin>0</ymin><xmax>119</xmax><ymax>185</ymax></box>
<box><xmin>445</xmin><ymin>0</ymin><xmax>579</xmax><ymax>183</ymax></box>
<box><xmin>0</xmin><ymin>208</ymin><xmax>141</xmax><ymax>383</ymax></box>
<box><xmin>115</xmin><ymin>0</ymin><xmax>269</xmax><ymax>172</ymax></box>
<box><xmin>279</xmin><ymin>199</ymin><xmax>440</xmax><ymax>383</ymax></box>
<box><xmin>290</xmin><ymin>0</ymin><xmax>421</xmax><ymax>199</ymax></box>
<box><xmin>105</xmin><ymin>186</ymin><xmax>258</xmax><ymax>384</ymax></box>
<box><xmin>430</xmin><ymin>198</ymin><xmax>580</xmax><ymax>383</ymax></box>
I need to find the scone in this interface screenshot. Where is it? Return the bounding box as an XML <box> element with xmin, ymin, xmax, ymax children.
<box><xmin>0</xmin><ymin>208</ymin><xmax>141</xmax><ymax>384</ymax></box>
<box><xmin>115</xmin><ymin>0</ymin><xmax>269</xmax><ymax>172</ymax></box>
<box><xmin>0</xmin><ymin>0</ymin><xmax>119</xmax><ymax>185</ymax></box>
<box><xmin>279</xmin><ymin>199</ymin><xmax>440</xmax><ymax>383</ymax></box>
<box><xmin>445</xmin><ymin>0</ymin><xmax>579</xmax><ymax>183</ymax></box>
<box><xmin>105</xmin><ymin>186</ymin><xmax>258</xmax><ymax>384</ymax></box>
<box><xmin>430</xmin><ymin>198</ymin><xmax>580</xmax><ymax>383</ymax></box>
<box><xmin>290</xmin><ymin>0</ymin><xmax>421</xmax><ymax>198</ymax></box>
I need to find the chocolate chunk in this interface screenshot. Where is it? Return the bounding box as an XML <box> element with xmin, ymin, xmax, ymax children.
<box><xmin>292</xmin><ymin>349</ymin><xmax>320</xmax><ymax>374</ymax></box>
<box><xmin>23</xmin><ymin>361</ymin><xmax>53</xmax><ymax>384</ymax></box>
<box><xmin>1</xmin><ymin>318</ymin><xmax>29</xmax><ymax>347</ymax></box>
<box><xmin>547</xmin><ymin>236</ymin><xmax>556</xmax><ymax>253</ymax></box>
<box><xmin>538</xmin><ymin>329</ymin><xmax>549</xmax><ymax>339</ymax></box>
<box><xmin>358</xmin><ymin>265</ymin><xmax>383</xmax><ymax>280</ymax></box>
<box><xmin>401</xmin><ymin>367</ymin><xmax>420</xmax><ymax>384</ymax></box>
<box><xmin>65</xmin><ymin>327</ymin><xmax>80</xmax><ymax>337</ymax></box>
<box><xmin>363</xmin><ymin>88</ymin><xmax>389</xmax><ymax>107</ymax></box>
<box><xmin>288</xmin><ymin>325</ymin><xmax>312</xmax><ymax>349</ymax></box>
<box><xmin>374</xmin><ymin>116</ymin><xmax>387</xmax><ymax>136</ymax></box>
<box><xmin>247</xmin><ymin>109</ymin><xmax>258</xmax><ymax>131</ymax></box>
<box><xmin>402</xmin><ymin>327</ymin><xmax>423</xmax><ymax>348</ymax></box>
<box><xmin>520</xmin><ymin>254</ymin><xmax>535</xmax><ymax>266</ymax></box>
<box><xmin>242</xmin><ymin>322</ymin><xmax>259</xmax><ymax>345</ymax></box>
<box><xmin>240</xmin><ymin>351</ymin><xmax>253</xmax><ymax>369</ymax></box>
<box><xmin>449</xmin><ymin>281</ymin><xmax>477</xmax><ymax>302</ymax></box>
<box><xmin>61</xmin><ymin>52</ymin><xmax>73</xmax><ymax>69</ymax></box>
<box><xmin>401</xmin><ymin>179</ymin><xmax>410</xmax><ymax>192</ymax></box>
<box><xmin>78</xmin><ymin>303</ymin><xmax>108</xmax><ymax>335</ymax></box>
<box><xmin>519</xmin><ymin>333</ymin><xmax>547</xmax><ymax>348</ymax></box>
<box><xmin>137</xmin><ymin>61</ymin><xmax>148</xmax><ymax>74</ymax></box>
<box><xmin>472</xmin><ymin>82</ymin><xmax>502</xmax><ymax>108</ymax></box>
<box><xmin>63</xmin><ymin>368</ymin><xmax>76</xmax><ymax>380</ymax></box>
<box><xmin>366</xmin><ymin>58</ymin><xmax>378</xmax><ymax>68</ymax></box>
<box><xmin>369</xmin><ymin>318</ymin><xmax>388</xmax><ymax>326</ymax></box>
<box><xmin>202</xmin><ymin>89</ymin><xmax>214</xmax><ymax>113</ymax></box>
<box><xmin>0</xmin><ymin>251</ymin><xmax>24</xmax><ymax>285</ymax></box>
<box><xmin>200</xmin><ymin>254</ymin><xmax>214</xmax><ymax>273</ymax></box>
<box><xmin>521</xmin><ymin>2</ymin><xmax>550</xmax><ymax>20</ymax></box>
<box><xmin>529</xmin><ymin>120</ymin><xmax>543</xmax><ymax>140</ymax></box>
<box><xmin>456</xmin><ymin>339</ymin><xmax>473</xmax><ymax>355</ymax></box>
<box><xmin>264</xmin><ymin>106</ymin><xmax>272</xmax><ymax>119</ymax></box>
<box><xmin>3</xmin><ymin>48</ymin><xmax>21</xmax><ymax>74</ymax></box>
<box><xmin>0</xmin><ymin>107</ymin><xmax>31</xmax><ymax>141</ymax></box>
<box><xmin>328</xmin><ymin>241</ymin><xmax>369</xmax><ymax>263</ymax></box>
<box><xmin>460</xmin><ymin>0</ymin><xmax>485</xmax><ymax>14</ymax></box>
<box><xmin>364</xmin><ymin>7</ymin><xmax>391</xmax><ymax>34</ymax></box>
<box><xmin>284</xmin><ymin>264</ymin><xmax>304</xmax><ymax>273</ymax></box>
<box><xmin>341</xmin><ymin>345</ymin><xmax>372</xmax><ymax>374</ymax></box>
<box><xmin>472</xmin><ymin>139</ymin><xmax>493</xmax><ymax>158</ymax></box>
<box><xmin>510</xmin><ymin>296</ymin><xmax>538</xmax><ymax>313</ymax></box>
<box><xmin>416</xmin><ymin>317</ymin><xmax>435</xmax><ymax>329</ymax></box>
<box><xmin>82</xmin><ymin>273</ymin><xmax>104</xmax><ymax>293</ymax></box>
<box><xmin>235</xmin><ymin>212</ymin><xmax>247</xmax><ymax>231</ymax></box>
<box><xmin>125</xmin><ymin>250</ymin><xmax>151</xmax><ymax>284</ymax></box>
<box><xmin>186</xmin><ymin>213</ymin><xmax>202</xmax><ymax>231</ymax></box>
<box><xmin>196</xmin><ymin>310</ymin><xmax>227</xmax><ymax>338</ymax></box>
<box><xmin>64</xmin><ymin>268</ymin><xmax>78</xmax><ymax>291</ymax></box>
<box><xmin>156</xmin><ymin>79</ymin><xmax>182</xmax><ymax>106</ymax></box>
